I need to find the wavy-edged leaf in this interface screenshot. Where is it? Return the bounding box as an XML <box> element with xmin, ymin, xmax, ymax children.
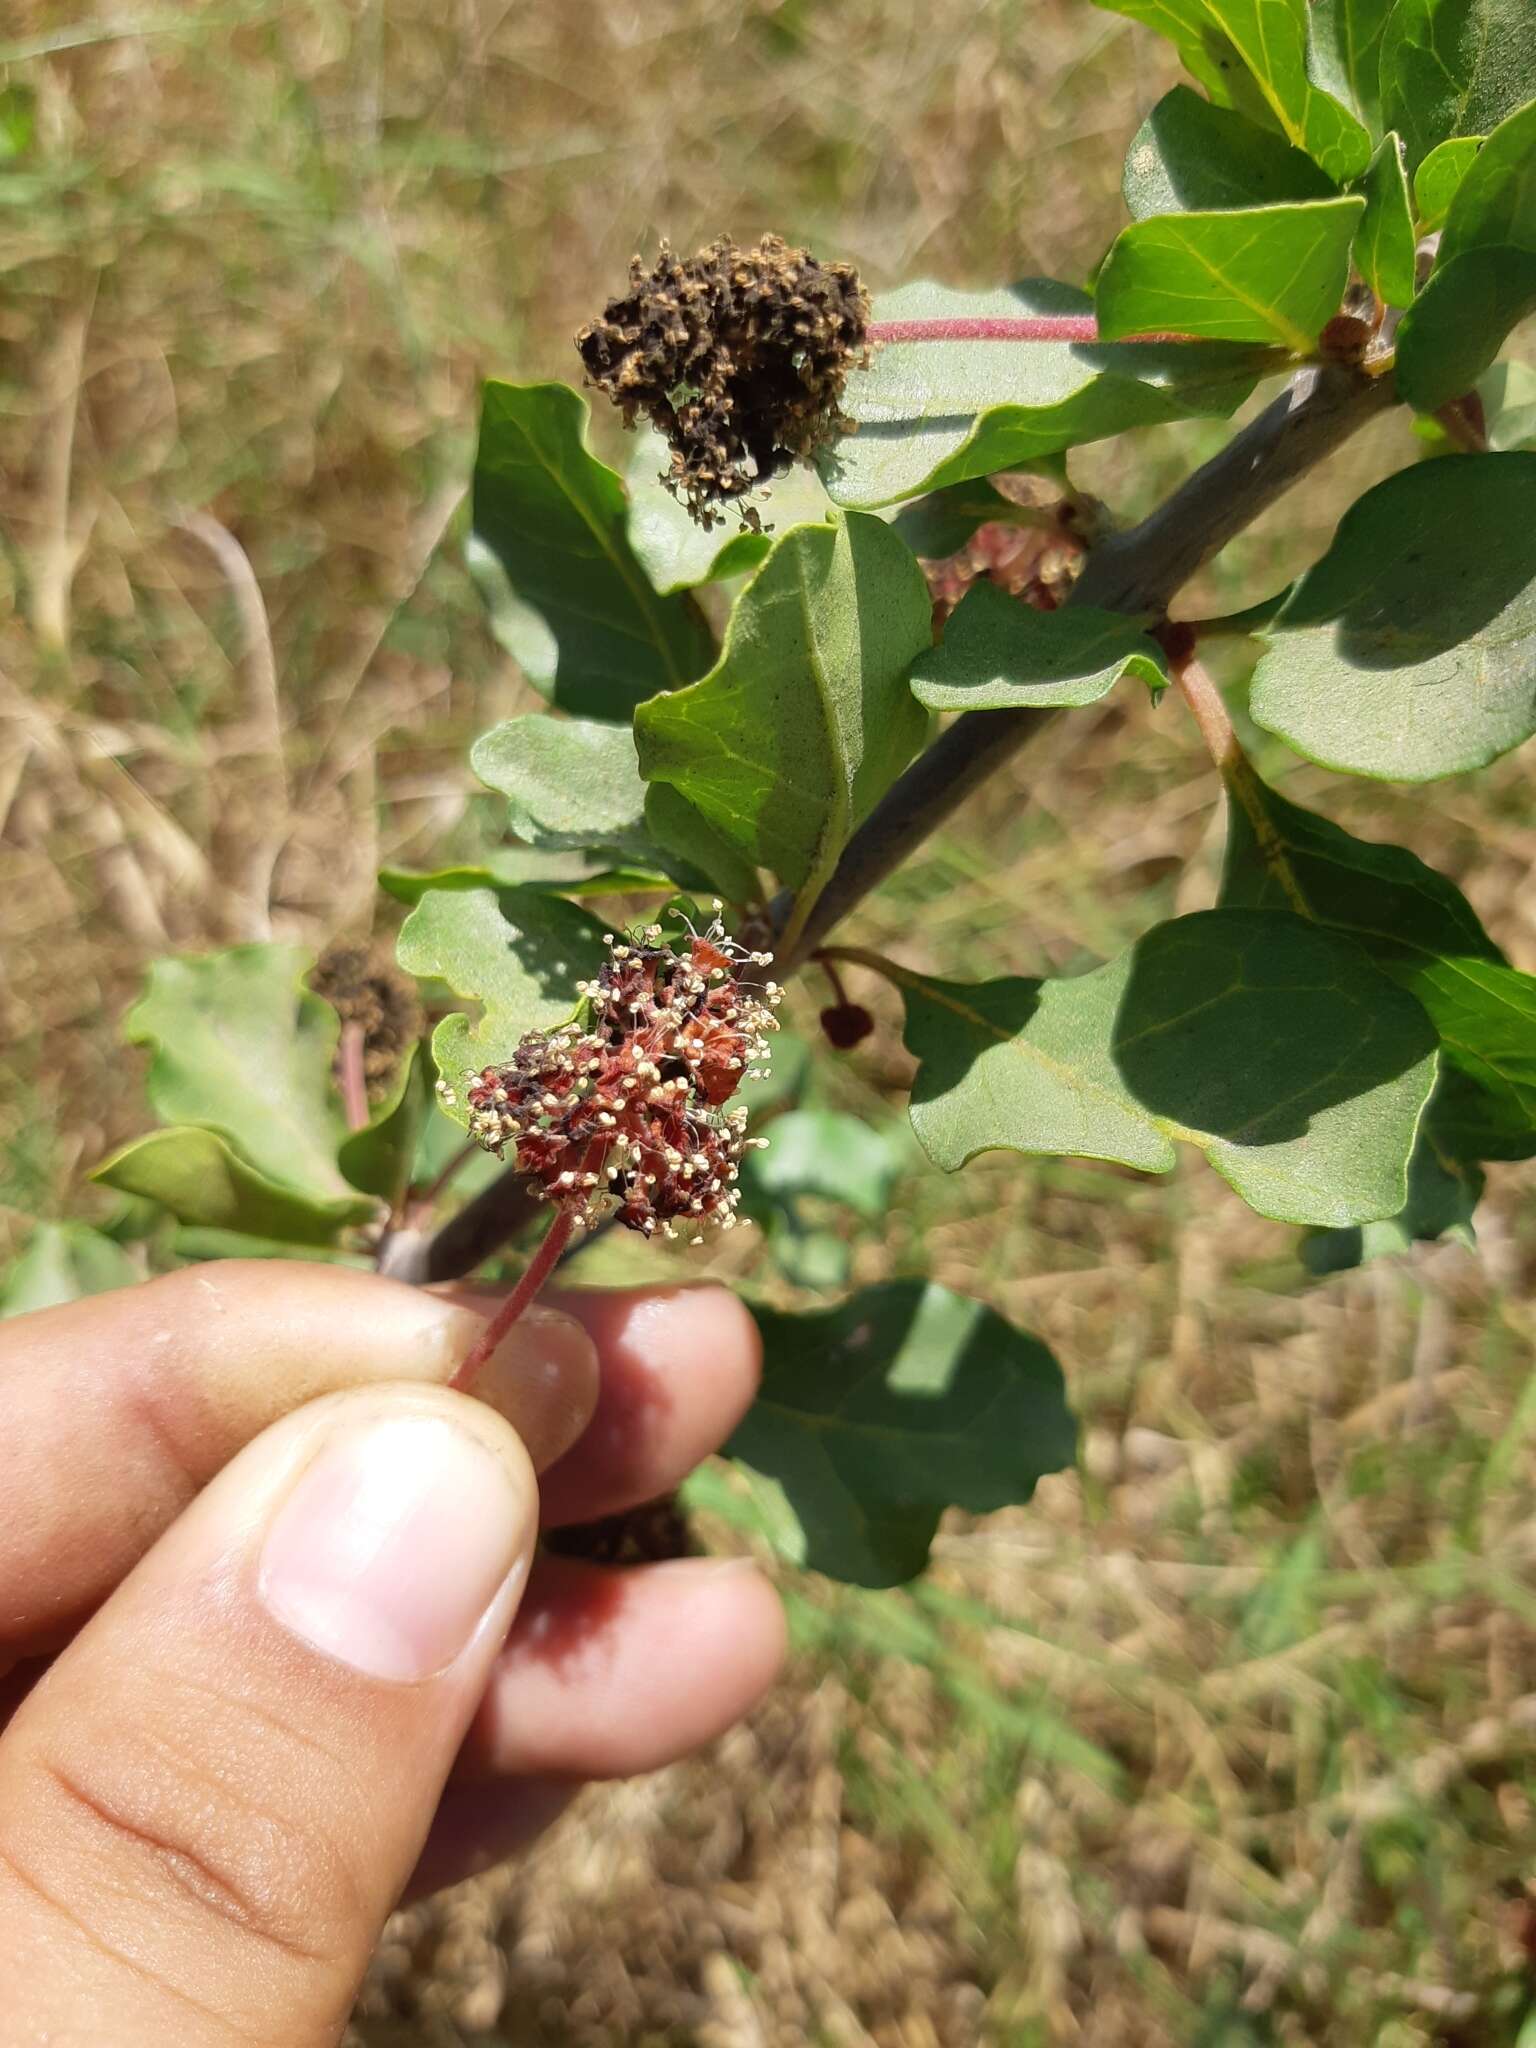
<box><xmin>469</xmin><ymin>716</ymin><xmax>763</xmax><ymax>904</ymax></box>
<box><xmin>1096</xmin><ymin>198</ymin><xmax>1366</xmax><ymax>350</ymax></box>
<box><xmin>125</xmin><ymin>943</ymin><xmax>356</xmax><ymax>1203</ymax></box>
<box><xmin>725</xmin><ymin>1281</ymin><xmax>1076</xmax><ymax>1586</ymax></box>
<box><xmin>471</xmin><ymin>381</ymin><xmax>714</xmax><ymax>721</ymax></box>
<box><xmin>635</xmin><ymin>512</ymin><xmax>931</xmax><ymax>908</ymax></box>
<box><xmin>888</xmin><ymin>908</ymin><xmax>1437</xmax><ymax>1227</ymax></box>
<box><xmin>1218</xmin><ymin>766</ymin><xmax>1536</xmax><ymax>1155</ymax></box>
<box><xmin>337</xmin><ymin>1045</ymin><xmax>431</xmax><ymax>1206</ymax></box>
<box><xmin>397</xmin><ymin>886</ymin><xmax>608</xmax><ymax>1120</ymax></box>
<box><xmin>1096</xmin><ymin>0</ymin><xmax>1371</xmax><ymax>179</ymax></box>
<box><xmin>1</xmin><ymin>1221</ymin><xmax>139</xmax><ymax>1317</ymax></box>
<box><xmin>821</xmin><ymin>280</ymin><xmax>1264</xmax><ymax>508</ymax></box>
<box><xmin>1123</xmin><ymin>86</ymin><xmax>1339</xmax><ymax>218</ymax></box>
<box><xmin>1250</xmin><ymin>452</ymin><xmax>1536</xmax><ymax>778</ymax></box>
<box><xmin>474</xmin><ymin>716</ymin><xmax>650</xmax><ymax>849</ymax></box>
<box><xmin>1414</xmin><ymin>135</ymin><xmax>1485</xmax><ymax>226</ymax></box>
<box><xmin>1303</xmin><ymin>1091</ymin><xmax>1483</xmax><ymax>1271</ymax></box>
<box><xmin>1380</xmin><ymin>0</ymin><xmax>1536</xmax><ymax>171</ymax></box>
<box><xmin>910</xmin><ymin>586</ymin><xmax>1168</xmax><ymax>710</ymax></box>
<box><xmin>94</xmin><ymin>1127</ymin><xmax>372</xmax><ymax>1242</ymax></box>
<box><xmin>1306</xmin><ymin>0</ymin><xmax>1395</xmax><ymax>131</ymax></box>
<box><xmin>624</xmin><ymin>429</ymin><xmax>831</xmax><ymax>594</ymax></box>
<box><xmin>1355</xmin><ymin>133</ymin><xmax>1418</xmax><ymax>306</ymax></box>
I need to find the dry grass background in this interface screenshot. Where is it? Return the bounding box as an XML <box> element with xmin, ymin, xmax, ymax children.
<box><xmin>3</xmin><ymin>1</ymin><xmax>1536</xmax><ymax>2041</ymax></box>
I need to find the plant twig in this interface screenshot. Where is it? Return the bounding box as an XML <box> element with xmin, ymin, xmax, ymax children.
<box><xmin>867</xmin><ymin>316</ymin><xmax>1195</xmax><ymax>345</ymax></box>
<box><xmin>1169</xmin><ymin>648</ymin><xmax>1242</xmax><ymax>774</ymax></box>
<box><xmin>449</xmin><ymin>1201</ymin><xmax>578</xmax><ymax>1391</ymax></box>
<box><xmin>774</xmin><ymin>360</ymin><xmax>1396</xmax><ymax>972</ymax></box>
<box><xmin>412</xmin><ymin>361</ymin><xmax>1397</xmax><ymax>1282</ymax></box>
<box><xmin>338</xmin><ymin>1021</ymin><xmax>370</xmax><ymax>1132</ymax></box>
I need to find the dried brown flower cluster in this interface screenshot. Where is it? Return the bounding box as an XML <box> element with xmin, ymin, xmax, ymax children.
<box><xmin>310</xmin><ymin>944</ymin><xmax>423</xmax><ymax>1102</ymax></box>
<box><xmin>576</xmin><ymin>234</ymin><xmax>870</xmax><ymax>529</ymax></box>
<box><xmin>452</xmin><ymin>914</ymin><xmax>781</xmax><ymax>1242</ymax></box>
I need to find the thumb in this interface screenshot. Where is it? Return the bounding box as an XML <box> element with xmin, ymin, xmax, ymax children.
<box><xmin>0</xmin><ymin>1382</ymin><xmax>538</xmax><ymax>2048</ymax></box>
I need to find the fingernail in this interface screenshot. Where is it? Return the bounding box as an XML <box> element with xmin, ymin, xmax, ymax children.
<box><xmin>258</xmin><ymin>1414</ymin><xmax>532</xmax><ymax>1682</ymax></box>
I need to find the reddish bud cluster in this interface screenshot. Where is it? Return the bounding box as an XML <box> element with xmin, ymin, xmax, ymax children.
<box><xmin>448</xmin><ymin>915</ymin><xmax>781</xmax><ymax>1244</ymax></box>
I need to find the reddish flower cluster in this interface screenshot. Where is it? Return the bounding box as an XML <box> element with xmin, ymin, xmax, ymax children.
<box><xmin>450</xmin><ymin>914</ymin><xmax>781</xmax><ymax>1242</ymax></box>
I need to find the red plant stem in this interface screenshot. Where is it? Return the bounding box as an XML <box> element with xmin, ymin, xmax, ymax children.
<box><xmin>420</xmin><ymin>1138</ymin><xmax>481</xmax><ymax>1212</ymax></box>
<box><xmin>338</xmin><ymin>1021</ymin><xmax>369</xmax><ymax>1132</ymax></box>
<box><xmin>817</xmin><ymin>954</ymin><xmax>851</xmax><ymax>1007</ymax></box>
<box><xmin>450</xmin><ymin>1202</ymin><xmax>577</xmax><ymax>1393</ymax></box>
<box><xmin>1171</xmin><ymin>647</ymin><xmax>1243</xmax><ymax>773</ymax></box>
<box><xmin>448</xmin><ymin>1135</ymin><xmax>608</xmax><ymax>1392</ymax></box>
<box><xmin>867</xmin><ymin>316</ymin><xmax>1193</xmax><ymax>345</ymax></box>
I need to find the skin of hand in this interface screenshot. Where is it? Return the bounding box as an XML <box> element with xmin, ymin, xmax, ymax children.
<box><xmin>0</xmin><ymin>1260</ymin><xmax>785</xmax><ymax>2046</ymax></box>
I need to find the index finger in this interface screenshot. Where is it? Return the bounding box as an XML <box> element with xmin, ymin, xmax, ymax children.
<box><xmin>0</xmin><ymin>1261</ymin><xmax>598</xmax><ymax>1664</ymax></box>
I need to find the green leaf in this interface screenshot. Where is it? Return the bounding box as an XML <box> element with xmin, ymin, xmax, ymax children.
<box><xmin>467</xmin><ymin>712</ymin><xmax>759</xmax><ymax>902</ymax></box>
<box><xmin>1095</xmin><ymin>0</ymin><xmax>1372</xmax><ymax>180</ymax></box>
<box><xmin>635</xmin><ymin>512</ymin><xmax>932</xmax><ymax>911</ymax></box>
<box><xmin>395</xmin><ymin>885</ymin><xmax>608</xmax><ymax>1119</ymax></box>
<box><xmin>1096</xmin><ymin>199</ymin><xmax>1366</xmax><ymax>351</ymax></box>
<box><xmin>470</xmin><ymin>381</ymin><xmax>714</xmax><ymax>721</ymax></box>
<box><xmin>1405</xmin><ymin>956</ymin><xmax>1536</xmax><ymax>1157</ymax></box>
<box><xmin>909</xmin><ymin>585</ymin><xmax>1168</xmax><ymax>710</ymax></box>
<box><xmin>759</xmin><ymin>1216</ymin><xmax>853</xmax><ymax>1290</ymax></box>
<box><xmin>624</xmin><ymin>429</ymin><xmax>831</xmax><ymax>594</ymax></box>
<box><xmin>1355</xmin><ymin>133</ymin><xmax>1418</xmax><ymax>306</ymax></box>
<box><xmin>1</xmin><ymin>1222</ymin><xmax>140</xmax><ymax>1318</ymax></box>
<box><xmin>1398</xmin><ymin>100</ymin><xmax>1536</xmax><ymax>400</ymax></box>
<box><xmin>1249</xmin><ymin>452</ymin><xmax>1536</xmax><ymax>778</ymax></box>
<box><xmin>473</xmin><ymin>715</ymin><xmax>650</xmax><ymax>850</ymax></box>
<box><xmin>125</xmin><ymin>943</ymin><xmax>358</xmax><ymax>1203</ymax></box>
<box><xmin>1395</xmin><ymin>247</ymin><xmax>1536</xmax><ymax>412</ymax></box>
<box><xmin>411</xmin><ymin>1099</ymin><xmax>505</xmax><ymax>1199</ymax></box>
<box><xmin>889</xmin><ymin>908</ymin><xmax>1437</xmax><ymax>1228</ymax></box>
<box><xmin>641</xmin><ymin>782</ymin><xmax>764</xmax><ymax>906</ymax></box>
<box><xmin>1444</xmin><ymin>115</ymin><xmax>1534</xmax><ymax>235</ymax></box>
<box><xmin>726</xmin><ymin>1281</ymin><xmax>1076</xmax><ymax>1586</ymax></box>
<box><xmin>94</xmin><ymin>1127</ymin><xmax>372</xmax><ymax>1243</ymax></box>
<box><xmin>892</xmin><ymin>478</ymin><xmax>1061</xmax><ymax>559</ymax></box>
<box><xmin>821</xmin><ymin>280</ymin><xmax>1265</xmax><ymax>507</ymax></box>
<box><xmin>743</xmin><ymin>1110</ymin><xmax>905</xmax><ymax>1221</ymax></box>
<box><xmin>1413</xmin><ymin>135</ymin><xmax>1485</xmax><ymax>226</ymax></box>
<box><xmin>1307</xmin><ymin>0</ymin><xmax>1396</xmax><ymax>132</ymax></box>
<box><xmin>1380</xmin><ymin>0</ymin><xmax>1536</xmax><ymax>170</ymax></box>
<box><xmin>1303</xmin><ymin>1111</ymin><xmax>1482</xmax><ymax>1272</ymax></box>
<box><xmin>1217</xmin><ymin>765</ymin><xmax>1536</xmax><ymax>1154</ymax></box>
<box><xmin>1478</xmin><ymin>358</ymin><xmax>1536</xmax><ymax>448</ymax></box>
<box><xmin>1123</xmin><ymin>86</ymin><xmax>1340</xmax><ymax>218</ymax></box>
<box><xmin>337</xmin><ymin>1044</ymin><xmax>431</xmax><ymax>1206</ymax></box>
<box><xmin>381</xmin><ymin>848</ymin><xmax>603</xmax><ymax>905</ymax></box>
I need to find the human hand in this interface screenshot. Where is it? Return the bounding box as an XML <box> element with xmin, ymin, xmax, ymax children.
<box><xmin>0</xmin><ymin>1261</ymin><xmax>784</xmax><ymax>2045</ymax></box>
